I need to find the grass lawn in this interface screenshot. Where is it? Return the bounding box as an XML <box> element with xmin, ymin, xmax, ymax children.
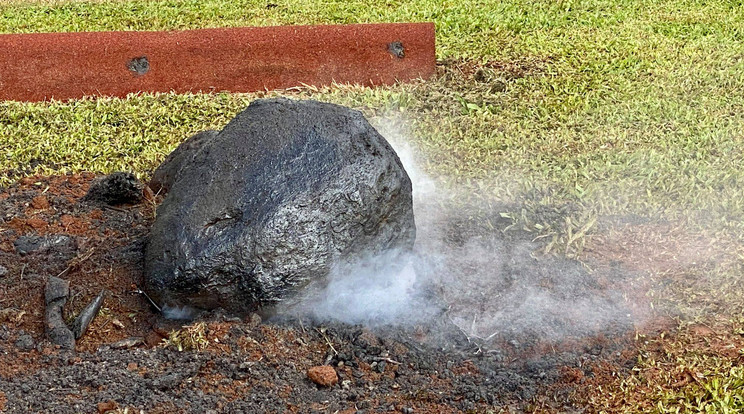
<box><xmin>2</xmin><ymin>0</ymin><xmax>744</xmax><ymax>412</ymax></box>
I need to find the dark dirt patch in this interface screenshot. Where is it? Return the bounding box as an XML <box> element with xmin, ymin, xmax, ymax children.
<box><xmin>439</xmin><ymin>57</ymin><xmax>553</xmax><ymax>82</ymax></box>
<box><xmin>1</xmin><ymin>157</ymin><xmax>66</xmax><ymax>183</ymax></box>
<box><xmin>0</xmin><ymin>174</ymin><xmax>665</xmax><ymax>413</ymax></box>
<box><xmin>0</xmin><ymin>174</ymin><xmax>161</xmax><ymax>354</ymax></box>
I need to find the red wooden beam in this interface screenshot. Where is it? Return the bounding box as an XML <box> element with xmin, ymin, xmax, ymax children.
<box><xmin>0</xmin><ymin>23</ymin><xmax>435</xmax><ymax>102</ymax></box>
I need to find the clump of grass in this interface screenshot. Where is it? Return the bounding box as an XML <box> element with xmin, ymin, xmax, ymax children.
<box><xmin>585</xmin><ymin>326</ymin><xmax>744</xmax><ymax>413</ymax></box>
<box><xmin>162</xmin><ymin>322</ymin><xmax>209</xmax><ymax>352</ymax></box>
<box><xmin>694</xmin><ymin>367</ymin><xmax>744</xmax><ymax>412</ymax></box>
<box><xmin>3</xmin><ymin>0</ymin><xmax>744</xmax><ymax>240</ymax></box>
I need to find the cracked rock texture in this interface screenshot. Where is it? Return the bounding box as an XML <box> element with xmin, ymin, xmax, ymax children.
<box><xmin>145</xmin><ymin>98</ymin><xmax>415</xmax><ymax>313</ymax></box>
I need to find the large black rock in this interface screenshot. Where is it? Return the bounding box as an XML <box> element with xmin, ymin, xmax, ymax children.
<box><xmin>145</xmin><ymin>98</ymin><xmax>415</xmax><ymax>313</ymax></box>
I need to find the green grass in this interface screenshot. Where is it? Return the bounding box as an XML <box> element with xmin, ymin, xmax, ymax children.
<box><xmin>2</xmin><ymin>1</ymin><xmax>743</xmax><ymax>229</ymax></box>
<box><xmin>2</xmin><ymin>0</ymin><xmax>744</xmax><ymax>411</ymax></box>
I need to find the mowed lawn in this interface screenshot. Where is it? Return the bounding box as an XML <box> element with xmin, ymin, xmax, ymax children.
<box><xmin>2</xmin><ymin>0</ymin><xmax>744</xmax><ymax>412</ymax></box>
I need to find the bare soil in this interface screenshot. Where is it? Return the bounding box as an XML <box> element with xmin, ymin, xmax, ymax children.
<box><xmin>0</xmin><ymin>174</ymin><xmax>671</xmax><ymax>413</ymax></box>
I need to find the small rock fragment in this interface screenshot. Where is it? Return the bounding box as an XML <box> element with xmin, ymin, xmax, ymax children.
<box><xmin>83</xmin><ymin>172</ymin><xmax>144</xmax><ymax>205</ymax></box>
<box><xmin>30</xmin><ymin>195</ymin><xmax>50</xmax><ymax>210</ymax></box>
<box><xmin>110</xmin><ymin>337</ymin><xmax>145</xmax><ymax>349</ymax></box>
<box><xmin>0</xmin><ymin>265</ymin><xmax>7</xmax><ymax>278</ymax></box>
<box><xmin>15</xmin><ymin>333</ymin><xmax>35</xmax><ymax>351</ymax></box>
<box><xmin>96</xmin><ymin>400</ymin><xmax>118</xmax><ymax>413</ymax></box>
<box><xmin>388</xmin><ymin>41</ymin><xmax>405</xmax><ymax>58</ymax></box>
<box><xmin>45</xmin><ymin>276</ymin><xmax>69</xmax><ymax>303</ymax></box>
<box><xmin>14</xmin><ymin>234</ymin><xmax>76</xmax><ymax>256</ymax></box>
<box><xmin>307</xmin><ymin>365</ymin><xmax>338</xmax><ymax>387</ymax></box>
<box><xmin>153</xmin><ymin>373</ymin><xmax>183</xmax><ymax>390</ymax></box>
<box><xmin>48</xmin><ymin>326</ymin><xmax>75</xmax><ymax>350</ymax></box>
<box><xmin>376</xmin><ymin>360</ymin><xmax>387</xmax><ymax>373</ymax></box>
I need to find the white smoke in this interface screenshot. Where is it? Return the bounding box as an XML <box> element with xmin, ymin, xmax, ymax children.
<box><xmin>276</xmin><ymin>116</ymin><xmax>640</xmax><ymax>342</ymax></box>
<box><xmin>286</xmin><ymin>251</ymin><xmax>439</xmax><ymax>327</ymax></box>
<box><xmin>275</xmin><ymin>120</ymin><xmax>443</xmax><ymax>327</ymax></box>
<box><xmin>162</xmin><ymin>304</ymin><xmax>199</xmax><ymax>320</ymax></box>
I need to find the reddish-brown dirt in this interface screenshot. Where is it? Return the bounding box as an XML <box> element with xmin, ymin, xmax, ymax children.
<box><xmin>0</xmin><ymin>174</ymin><xmax>164</xmax><ymax>352</ymax></box>
<box><xmin>0</xmin><ymin>173</ymin><xmax>682</xmax><ymax>413</ymax></box>
<box><xmin>0</xmin><ymin>23</ymin><xmax>435</xmax><ymax>102</ymax></box>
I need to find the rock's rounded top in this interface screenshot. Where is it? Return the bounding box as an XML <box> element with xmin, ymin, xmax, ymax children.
<box><xmin>149</xmin><ymin>130</ymin><xmax>218</xmax><ymax>195</ymax></box>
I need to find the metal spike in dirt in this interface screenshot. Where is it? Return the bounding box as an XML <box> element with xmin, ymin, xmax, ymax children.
<box><xmin>71</xmin><ymin>290</ymin><xmax>106</xmax><ymax>340</ymax></box>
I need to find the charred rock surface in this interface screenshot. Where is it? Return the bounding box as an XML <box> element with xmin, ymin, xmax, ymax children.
<box><xmin>145</xmin><ymin>98</ymin><xmax>416</xmax><ymax>313</ymax></box>
<box><xmin>44</xmin><ymin>276</ymin><xmax>75</xmax><ymax>349</ymax></box>
<box><xmin>14</xmin><ymin>234</ymin><xmax>76</xmax><ymax>258</ymax></box>
<box><xmin>71</xmin><ymin>290</ymin><xmax>106</xmax><ymax>339</ymax></box>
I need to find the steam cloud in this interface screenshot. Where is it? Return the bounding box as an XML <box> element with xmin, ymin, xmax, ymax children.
<box><xmin>277</xmin><ymin>117</ymin><xmax>639</xmax><ymax>344</ymax></box>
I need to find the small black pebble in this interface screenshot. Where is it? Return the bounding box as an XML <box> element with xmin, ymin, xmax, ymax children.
<box><xmin>83</xmin><ymin>172</ymin><xmax>144</xmax><ymax>206</ymax></box>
